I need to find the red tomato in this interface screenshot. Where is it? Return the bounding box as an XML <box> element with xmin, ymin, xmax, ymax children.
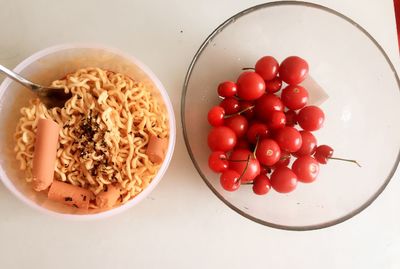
<box><xmin>255</xmin><ymin>139</ymin><xmax>281</xmax><ymax>166</ymax></box>
<box><xmin>220</xmin><ymin>170</ymin><xmax>241</xmax><ymax>191</ymax></box>
<box><xmin>271</xmin><ymin>150</ymin><xmax>291</xmax><ymax>169</ymax></box>
<box><xmin>217</xmin><ymin>81</ymin><xmax>237</xmax><ymax>98</ymax></box>
<box><xmin>207</xmin><ymin>126</ymin><xmax>237</xmax><ymax>152</ymax></box>
<box><xmin>269</xmin><ymin>110</ymin><xmax>286</xmax><ymax>129</ymax></box>
<box><xmin>270</xmin><ymin>167</ymin><xmax>298</xmax><ymax>193</ymax></box>
<box><xmin>224</xmin><ymin>115</ymin><xmax>248</xmax><ymax>138</ymax></box>
<box><xmin>219</xmin><ymin>97</ymin><xmax>240</xmax><ymax>115</ymax></box>
<box><xmin>208</xmin><ymin>151</ymin><xmax>228</xmax><ymax>173</ymax></box>
<box><xmin>297</xmin><ymin>106</ymin><xmax>325</xmax><ymax>131</ymax></box>
<box><xmin>207</xmin><ymin>106</ymin><xmax>225</xmax><ymax>127</ymax></box>
<box><xmin>265</xmin><ymin>77</ymin><xmax>282</xmax><ymax>93</ymax></box>
<box><xmin>255</xmin><ymin>93</ymin><xmax>284</xmax><ymax>122</ymax></box>
<box><xmin>279</xmin><ymin>56</ymin><xmax>309</xmax><ymax>85</ymax></box>
<box><xmin>229</xmin><ymin>149</ymin><xmax>260</xmax><ymax>182</ymax></box>
<box><xmin>252</xmin><ymin>174</ymin><xmax>272</xmax><ymax>195</ymax></box>
<box><xmin>246</xmin><ymin>122</ymin><xmax>269</xmax><ymax>144</ymax></box>
<box><xmin>236</xmin><ymin>72</ymin><xmax>266</xmax><ymax>100</ymax></box>
<box><xmin>275</xmin><ymin>126</ymin><xmax>302</xmax><ymax>153</ymax></box>
<box><xmin>294</xmin><ymin>131</ymin><xmax>317</xmax><ymax>156</ymax></box>
<box><xmin>255</xmin><ymin>56</ymin><xmax>279</xmax><ymax>81</ymax></box>
<box><xmin>314</xmin><ymin>145</ymin><xmax>333</xmax><ymax>164</ymax></box>
<box><xmin>281</xmin><ymin>85</ymin><xmax>309</xmax><ymax>110</ymax></box>
<box><xmin>292</xmin><ymin>156</ymin><xmax>319</xmax><ymax>183</ymax></box>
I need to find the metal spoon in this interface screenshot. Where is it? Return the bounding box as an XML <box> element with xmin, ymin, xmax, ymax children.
<box><xmin>0</xmin><ymin>64</ymin><xmax>72</xmax><ymax>108</ymax></box>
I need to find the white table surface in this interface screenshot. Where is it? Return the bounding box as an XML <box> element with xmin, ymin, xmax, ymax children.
<box><xmin>0</xmin><ymin>0</ymin><xmax>399</xmax><ymax>268</ymax></box>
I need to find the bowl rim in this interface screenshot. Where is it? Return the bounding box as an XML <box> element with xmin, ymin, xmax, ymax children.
<box><xmin>0</xmin><ymin>43</ymin><xmax>176</xmax><ymax>220</ymax></box>
<box><xmin>181</xmin><ymin>0</ymin><xmax>400</xmax><ymax>231</ymax></box>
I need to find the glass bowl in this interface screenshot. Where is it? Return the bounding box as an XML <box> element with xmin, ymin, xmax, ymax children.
<box><xmin>182</xmin><ymin>1</ymin><xmax>400</xmax><ymax>230</ymax></box>
<box><xmin>0</xmin><ymin>44</ymin><xmax>176</xmax><ymax>219</ymax></box>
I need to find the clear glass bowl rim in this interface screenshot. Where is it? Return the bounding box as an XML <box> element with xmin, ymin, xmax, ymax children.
<box><xmin>181</xmin><ymin>0</ymin><xmax>400</xmax><ymax>231</ymax></box>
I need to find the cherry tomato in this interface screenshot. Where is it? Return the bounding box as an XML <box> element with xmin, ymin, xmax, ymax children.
<box><xmin>208</xmin><ymin>151</ymin><xmax>228</xmax><ymax>173</ymax></box>
<box><xmin>294</xmin><ymin>131</ymin><xmax>317</xmax><ymax>156</ymax></box>
<box><xmin>255</xmin><ymin>56</ymin><xmax>279</xmax><ymax>81</ymax></box>
<box><xmin>252</xmin><ymin>174</ymin><xmax>272</xmax><ymax>195</ymax></box>
<box><xmin>235</xmin><ymin>139</ymin><xmax>251</xmax><ymax>150</ymax></box>
<box><xmin>208</xmin><ymin>126</ymin><xmax>237</xmax><ymax>152</ymax></box>
<box><xmin>220</xmin><ymin>97</ymin><xmax>240</xmax><ymax>115</ymax></box>
<box><xmin>279</xmin><ymin>56</ymin><xmax>309</xmax><ymax>85</ymax></box>
<box><xmin>314</xmin><ymin>145</ymin><xmax>333</xmax><ymax>164</ymax></box>
<box><xmin>281</xmin><ymin>85</ymin><xmax>309</xmax><ymax>110</ymax></box>
<box><xmin>271</xmin><ymin>150</ymin><xmax>291</xmax><ymax>169</ymax></box>
<box><xmin>285</xmin><ymin>110</ymin><xmax>298</xmax><ymax>127</ymax></box>
<box><xmin>218</xmin><ymin>81</ymin><xmax>237</xmax><ymax>98</ymax></box>
<box><xmin>236</xmin><ymin>72</ymin><xmax>266</xmax><ymax>100</ymax></box>
<box><xmin>292</xmin><ymin>156</ymin><xmax>319</xmax><ymax>183</ymax></box>
<box><xmin>297</xmin><ymin>106</ymin><xmax>325</xmax><ymax>131</ymax></box>
<box><xmin>270</xmin><ymin>167</ymin><xmax>298</xmax><ymax>193</ymax></box>
<box><xmin>275</xmin><ymin>127</ymin><xmax>302</xmax><ymax>153</ymax></box>
<box><xmin>255</xmin><ymin>93</ymin><xmax>284</xmax><ymax>122</ymax></box>
<box><xmin>207</xmin><ymin>106</ymin><xmax>225</xmax><ymax>127</ymax></box>
<box><xmin>239</xmin><ymin>101</ymin><xmax>255</xmax><ymax>120</ymax></box>
<box><xmin>224</xmin><ymin>115</ymin><xmax>248</xmax><ymax>138</ymax></box>
<box><xmin>220</xmin><ymin>169</ymin><xmax>241</xmax><ymax>191</ymax></box>
<box><xmin>269</xmin><ymin>110</ymin><xmax>286</xmax><ymax>129</ymax></box>
<box><xmin>246</xmin><ymin>122</ymin><xmax>269</xmax><ymax>144</ymax></box>
<box><xmin>265</xmin><ymin>77</ymin><xmax>282</xmax><ymax>93</ymax></box>
<box><xmin>229</xmin><ymin>149</ymin><xmax>260</xmax><ymax>182</ymax></box>
<box><xmin>255</xmin><ymin>138</ymin><xmax>281</xmax><ymax>166</ymax></box>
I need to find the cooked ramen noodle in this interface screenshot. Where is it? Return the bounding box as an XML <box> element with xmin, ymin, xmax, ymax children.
<box><xmin>14</xmin><ymin>67</ymin><xmax>169</xmax><ymax>208</ymax></box>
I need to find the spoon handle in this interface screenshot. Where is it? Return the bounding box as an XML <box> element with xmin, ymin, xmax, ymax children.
<box><xmin>0</xmin><ymin>64</ymin><xmax>42</xmax><ymax>92</ymax></box>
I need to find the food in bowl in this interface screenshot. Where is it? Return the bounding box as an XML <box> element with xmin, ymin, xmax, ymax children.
<box><xmin>207</xmin><ymin>55</ymin><xmax>360</xmax><ymax>195</ymax></box>
<box><xmin>14</xmin><ymin>67</ymin><xmax>169</xmax><ymax>210</ymax></box>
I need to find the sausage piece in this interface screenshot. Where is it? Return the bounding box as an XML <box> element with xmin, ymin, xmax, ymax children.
<box><xmin>32</xmin><ymin>118</ymin><xmax>60</xmax><ymax>191</ymax></box>
<box><xmin>146</xmin><ymin>135</ymin><xmax>168</xmax><ymax>164</ymax></box>
<box><xmin>96</xmin><ymin>184</ymin><xmax>120</xmax><ymax>209</ymax></box>
<box><xmin>48</xmin><ymin>180</ymin><xmax>94</xmax><ymax>209</ymax></box>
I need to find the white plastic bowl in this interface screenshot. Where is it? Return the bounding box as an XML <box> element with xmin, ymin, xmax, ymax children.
<box><xmin>0</xmin><ymin>44</ymin><xmax>176</xmax><ymax>220</ymax></box>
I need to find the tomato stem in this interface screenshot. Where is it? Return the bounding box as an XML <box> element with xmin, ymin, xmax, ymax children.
<box><xmin>220</xmin><ymin>157</ymin><xmax>249</xmax><ymax>162</ymax></box>
<box><xmin>224</xmin><ymin>105</ymin><xmax>255</xmax><ymax>119</ymax></box>
<box><xmin>329</xmin><ymin>157</ymin><xmax>361</xmax><ymax>167</ymax></box>
<box><xmin>253</xmin><ymin>135</ymin><xmax>260</xmax><ymax>159</ymax></box>
<box><xmin>242</xmin><ymin>67</ymin><xmax>255</xmax><ymax>71</ymax></box>
<box><xmin>235</xmin><ymin>154</ymin><xmax>251</xmax><ymax>183</ymax></box>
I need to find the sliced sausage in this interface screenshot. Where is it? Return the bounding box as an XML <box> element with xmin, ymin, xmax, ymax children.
<box><xmin>146</xmin><ymin>135</ymin><xmax>168</xmax><ymax>164</ymax></box>
<box><xmin>48</xmin><ymin>180</ymin><xmax>94</xmax><ymax>209</ymax></box>
<box><xmin>96</xmin><ymin>184</ymin><xmax>121</xmax><ymax>209</ymax></box>
<box><xmin>32</xmin><ymin>118</ymin><xmax>60</xmax><ymax>191</ymax></box>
